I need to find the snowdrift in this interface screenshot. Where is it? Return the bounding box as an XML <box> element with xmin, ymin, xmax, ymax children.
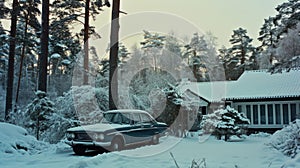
<box><xmin>0</xmin><ymin>122</ymin><xmax>49</xmax><ymax>155</ymax></box>
<box><xmin>269</xmin><ymin>119</ymin><xmax>300</xmax><ymax>158</ymax></box>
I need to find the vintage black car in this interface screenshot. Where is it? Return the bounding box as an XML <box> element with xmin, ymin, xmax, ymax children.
<box><xmin>65</xmin><ymin>109</ymin><xmax>168</xmax><ymax>155</ymax></box>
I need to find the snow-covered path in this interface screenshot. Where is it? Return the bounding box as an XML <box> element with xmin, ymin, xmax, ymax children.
<box><xmin>1</xmin><ymin>134</ymin><xmax>294</xmax><ymax>168</ymax></box>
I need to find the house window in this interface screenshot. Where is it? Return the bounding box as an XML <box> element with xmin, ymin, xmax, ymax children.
<box><xmin>246</xmin><ymin>105</ymin><xmax>251</xmax><ymax>122</ymax></box>
<box><xmin>260</xmin><ymin>105</ymin><xmax>266</xmax><ymax>124</ymax></box>
<box><xmin>201</xmin><ymin>107</ymin><xmax>207</xmax><ymax>115</ymax></box>
<box><xmin>275</xmin><ymin>104</ymin><xmax>281</xmax><ymax>124</ymax></box>
<box><xmin>237</xmin><ymin>105</ymin><xmax>242</xmax><ymax>113</ymax></box>
<box><xmin>253</xmin><ymin>105</ymin><xmax>258</xmax><ymax>124</ymax></box>
<box><xmin>290</xmin><ymin>104</ymin><xmax>296</xmax><ymax>122</ymax></box>
<box><xmin>267</xmin><ymin>104</ymin><xmax>274</xmax><ymax>124</ymax></box>
<box><xmin>283</xmin><ymin>104</ymin><xmax>289</xmax><ymax>124</ymax></box>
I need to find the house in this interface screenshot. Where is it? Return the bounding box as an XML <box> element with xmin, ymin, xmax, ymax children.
<box><xmin>183</xmin><ymin>69</ymin><xmax>300</xmax><ymax>132</ymax></box>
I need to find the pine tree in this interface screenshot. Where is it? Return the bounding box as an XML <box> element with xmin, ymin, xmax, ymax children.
<box><xmin>273</xmin><ymin>24</ymin><xmax>300</xmax><ymax>72</ymax></box>
<box><xmin>0</xmin><ymin>22</ymin><xmax>8</xmax><ymax>78</ymax></box>
<box><xmin>263</xmin><ymin>0</ymin><xmax>300</xmax><ymax>72</ymax></box>
<box><xmin>183</xmin><ymin>33</ymin><xmax>209</xmax><ymax>81</ymax></box>
<box><xmin>118</xmin><ymin>43</ymin><xmax>130</xmax><ymax>64</ymax></box>
<box><xmin>5</xmin><ymin>0</ymin><xmax>19</xmax><ymax>120</ymax></box>
<box><xmin>15</xmin><ymin>0</ymin><xmax>41</xmax><ymax>104</ymax></box>
<box><xmin>25</xmin><ymin>91</ymin><xmax>55</xmax><ymax>140</ymax></box>
<box><xmin>51</xmin><ymin>0</ymin><xmax>110</xmax><ymax>85</ymax></box>
<box><xmin>258</xmin><ymin>17</ymin><xmax>278</xmax><ymax>65</ymax></box>
<box><xmin>204</xmin><ymin>32</ymin><xmax>224</xmax><ymax>81</ymax></box>
<box><xmin>109</xmin><ymin>0</ymin><xmax>120</xmax><ymax>110</ymax></box>
<box><xmin>165</xmin><ymin>33</ymin><xmax>182</xmax><ymax>57</ymax></box>
<box><xmin>140</xmin><ymin>30</ymin><xmax>166</xmax><ymax>71</ymax></box>
<box><xmin>274</xmin><ymin>0</ymin><xmax>300</xmax><ymax>37</ymax></box>
<box><xmin>226</xmin><ymin>28</ymin><xmax>255</xmax><ymax>80</ymax></box>
<box><xmin>38</xmin><ymin>0</ymin><xmax>50</xmax><ymax>92</ymax></box>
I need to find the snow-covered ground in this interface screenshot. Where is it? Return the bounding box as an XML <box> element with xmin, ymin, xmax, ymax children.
<box><xmin>0</xmin><ymin>122</ymin><xmax>299</xmax><ymax>168</ymax></box>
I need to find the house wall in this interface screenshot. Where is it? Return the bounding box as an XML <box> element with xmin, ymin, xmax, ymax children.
<box><xmin>232</xmin><ymin>100</ymin><xmax>300</xmax><ymax>129</ymax></box>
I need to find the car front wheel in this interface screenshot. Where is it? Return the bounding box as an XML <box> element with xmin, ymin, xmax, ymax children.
<box><xmin>111</xmin><ymin>137</ymin><xmax>124</xmax><ymax>151</ymax></box>
<box><xmin>151</xmin><ymin>134</ymin><xmax>159</xmax><ymax>145</ymax></box>
<box><xmin>73</xmin><ymin>146</ymin><xmax>87</xmax><ymax>155</ymax></box>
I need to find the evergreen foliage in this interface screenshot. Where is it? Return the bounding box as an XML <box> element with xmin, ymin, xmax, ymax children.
<box><xmin>24</xmin><ymin>91</ymin><xmax>55</xmax><ymax>140</ymax></box>
<box><xmin>200</xmin><ymin>106</ymin><xmax>250</xmax><ymax>141</ymax></box>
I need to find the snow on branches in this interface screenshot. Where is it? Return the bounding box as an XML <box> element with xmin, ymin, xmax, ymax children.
<box><xmin>269</xmin><ymin>119</ymin><xmax>300</xmax><ymax>158</ymax></box>
<box><xmin>200</xmin><ymin>106</ymin><xmax>250</xmax><ymax>141</ymax></box>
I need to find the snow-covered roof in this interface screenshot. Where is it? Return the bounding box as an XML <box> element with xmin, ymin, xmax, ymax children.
<box><xmin>226</xmin><ymin>69</ymin><xmax>300</xmax><ymax>100</ymax></box>
<box><xmin>182</xmin><ymin>81</ymin><xmax>232</xmax><ymax>102</ymax></box>
<box><xmin>184</xmin><ymin>69</ymin><xmax>300</xmax><ymax>102</ymax></box>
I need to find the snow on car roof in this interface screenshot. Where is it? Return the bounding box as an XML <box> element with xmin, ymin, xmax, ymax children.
<box><xmin>104</xmin><ymin>109</ymin><xmax>149</xmax><ymax>114</ymax></box>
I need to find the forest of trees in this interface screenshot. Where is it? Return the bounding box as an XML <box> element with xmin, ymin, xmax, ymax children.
<box><xmin>0</xmin><ymin>0</ymin><xmax>299</xmax><ymax>142</ymax></box>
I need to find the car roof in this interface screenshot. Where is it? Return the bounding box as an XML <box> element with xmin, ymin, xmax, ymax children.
<box><xmin>103</xmin><ymin>109</ymin><xmax>149</xmax><ymax>114</ymax></box>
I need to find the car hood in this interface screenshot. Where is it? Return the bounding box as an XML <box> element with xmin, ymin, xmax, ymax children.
<box><xmin>157</xmin><ymin>122</ymin><xmax>167</xmax><ymax>126</ymax></box>
<box><xmin>67</xmin><ymin>123</ymin><xmax>130</xmax><ymax>132</ymax></box>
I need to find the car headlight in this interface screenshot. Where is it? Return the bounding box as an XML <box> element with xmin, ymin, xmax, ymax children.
<box><xmin>93</xmin><ymin>133</ymin><xmax>105</xmax><ymax>141</ymax></box>
<box><xmin>66</xmin><ymin>132</ymin><xmax>75</xmax><ymax>140</ymax></box>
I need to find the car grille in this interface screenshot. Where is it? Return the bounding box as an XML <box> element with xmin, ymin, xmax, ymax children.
<box><xmin>75</xmin><ymin>132</ymin><xmax>92</xmax><ymax>141</ymax></box>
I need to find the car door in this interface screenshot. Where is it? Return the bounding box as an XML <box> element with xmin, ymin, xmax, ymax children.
<box><xmin>138</xmin><ymin>113</ymin><xmax>157</xmax><ymax>141</ymax></box>
<box><xmin>120</xmin><ymin>112</ymin><xmax>144</xmax><ymax>144</ymax></box>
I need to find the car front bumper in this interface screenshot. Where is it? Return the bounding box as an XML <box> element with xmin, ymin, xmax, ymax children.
<box><xmin>65</xmin><ymin>140</ymin><xmax>111</xmax><ymax>148</ymax></box>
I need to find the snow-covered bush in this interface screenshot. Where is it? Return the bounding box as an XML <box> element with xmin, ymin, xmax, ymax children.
<box><xmin>24</xmin><ymin>91</ymin><xmax>55</xmax><ymax>141</ymax></box>
<box><xmin>0</xmin><ymin>122</ymin><xmax>49</xmax><ymax>155</ymax></box>
<box><xmin>269</xmin><ymin>120</ymin><xmax>300</xmax><ymax>158</ymax></box>
<box><xmin>41</xmin><ymin>113</ymin><xmax>79</xmax><ymax>144</ymax></box>
<box><xmin>200</xmin><ymin>106</ymin><xmax>250</xmax><ymax>141</ymax></box>
<box><xmin>9</xmin><ymin>90</ymin><xmax>79</xmax><ymax>143</ymax></box>
<box><xmin>70</xmin><ymin>85</ymin><xmax>107</xmax><ymax>124</ymax></box>
<box><xmin>44</xmin><ymin>85</ymin><xmax>109</xmax><ymax>143</ymax></box>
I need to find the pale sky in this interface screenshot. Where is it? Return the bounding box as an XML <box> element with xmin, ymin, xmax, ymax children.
<box><xmin>2</xmin><ymin>0</ymin><xmax>286</xmax><ymax>51</ymax></box>
<box><xmin>92</xmin><ymin>0</ymin><xmax>286</xmax><ymax>49</ymax></box>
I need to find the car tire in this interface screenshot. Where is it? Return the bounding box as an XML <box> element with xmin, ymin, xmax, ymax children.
<box><xmin>151</xmin><ymin>134</ymin><xmax>159</xmax><ymax>145</ymax></box>
<box><xmin>73</xmin><ymin>146</ymin><xmax>86</xmax><ymax>155</ymax></box>
<box><xmin>111</xmin><ymin>137</ymin><xmax>123</xmax><ymax>151</ymax></box>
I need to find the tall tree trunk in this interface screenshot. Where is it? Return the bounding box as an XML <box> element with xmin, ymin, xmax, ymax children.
<box><xmin>16</xmin><ymin>13</ymin><xmax>29</xmax><ymax>104</ymax></box>
<box><xmin>109</xmin><ymin>0</ymin><xmax>120</xmax><ymax>110</ymax></box>
<box><xmin>83</xmin><ymin>0</ymin><xmax>90</xmax><ymax>85</ymax></box>
<box><xmin>5</xmin><ymin>0</ymin><xmax>19</xmax><ymax>121</ymax></box>
<box><xmin>38</xmin><ymin>0</ymin><xmax>49</xmax><ymax>92</ymax></box>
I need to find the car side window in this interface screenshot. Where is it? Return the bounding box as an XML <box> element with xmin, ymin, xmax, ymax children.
<box><xmin>140</xmin><ymin>113</ymin><xmax>153</xmax><ymax>124</ymax></box>
<box><xmin>122</xmin><ymin>113</ymin><xmax>131</xmax><ymax>125</ymax></box>
<box><xmin>132</xmin><ymin>113</ymin><xmax>141</xmax><ymax>125</ymax></box>
<box><xmin>112</xmin><ymin>113</ymin><xmax>122</xmax><ymax>124</ymax></box>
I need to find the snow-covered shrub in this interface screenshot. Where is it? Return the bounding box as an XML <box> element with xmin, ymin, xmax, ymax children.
<box><xmin>200</xmin><ymin>106</ymin><xmax>250</xmax><ymax>141</ymax></box>
<box><xmin>70</xmin><ymin>85</ymin><xmax>107</xmax><ymax>125</ymax></box>
<box><xmin>24</xmin><ymin>91</ymin><xmax>55</xmax><ymax>141</ymax></box>
<box><xmin>9</xmin><ymin>90</ymin><xmax>79</xmax><ymax>143</ymax></box>
<box><xmin>269</xmin><ymin>120</ymin><xmax>300</xmax><ymax>158</ymax></box>
<box><xmin>41</xmin><ymin>85</ymin><xmax>108</xmax><ymax>143</ymax></box>
<box><xmin>41</xmin><ymin>113</ymin><xmax>79</xmax><ymax>144</ymax></box>
<box><xmin>0</xmin><ymin>122</ymin><xmax>49</xmax><ymax>155</ymax></box>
